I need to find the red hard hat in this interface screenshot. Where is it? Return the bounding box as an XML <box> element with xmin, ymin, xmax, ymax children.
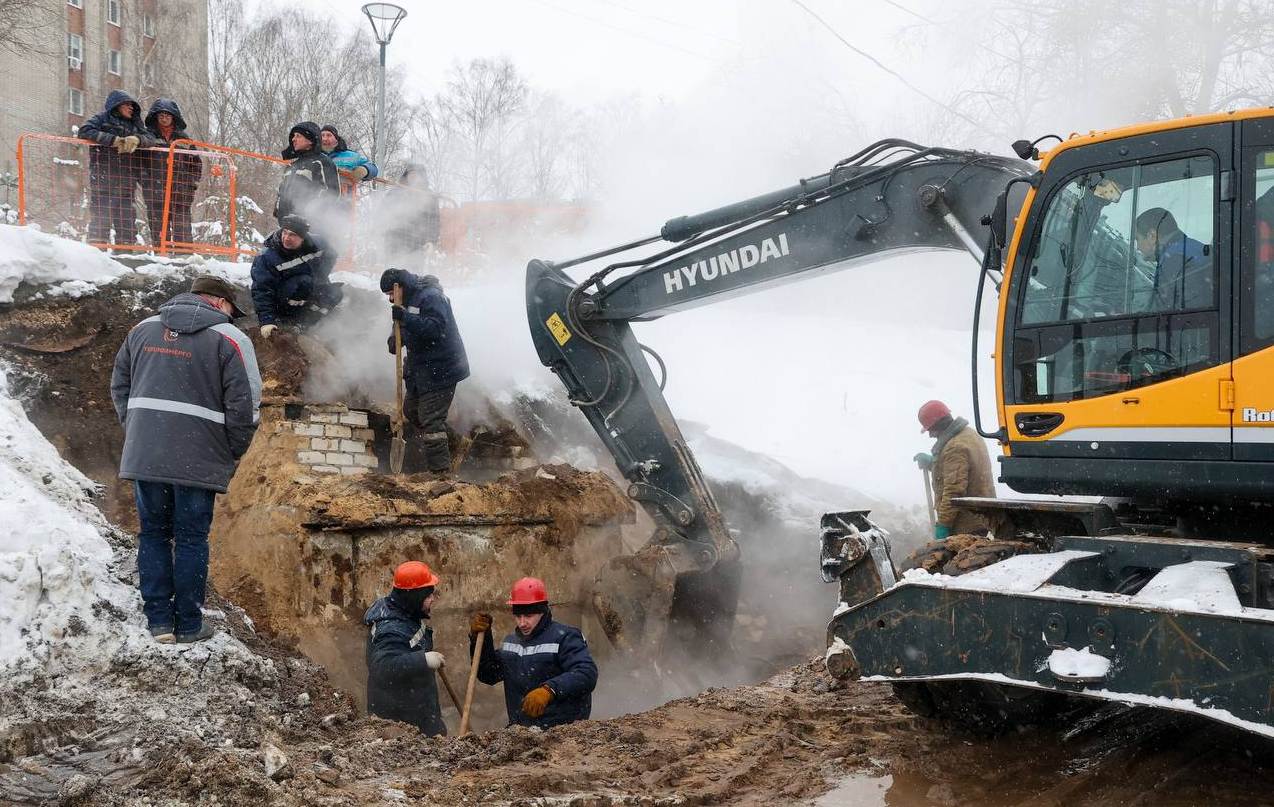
<box><xmin>917</xmin><ymin>400</ymin><xmax>952</xmax><ymax>432</ymax></box>
<box><xmin>507</xmin><ymin>577</ymin><xmax>549</xmax><ymax>606</ymax></box>
<box><xmin>393</xmin><ymin>561</ymin><xmax>439</xmax><ymax>590</ymax></box>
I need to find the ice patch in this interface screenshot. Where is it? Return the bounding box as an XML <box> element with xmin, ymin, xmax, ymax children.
<box><xmin>1045</xmin><ymin>646</ymin><xmax>1112</xmax><ymax>681</ymax></box>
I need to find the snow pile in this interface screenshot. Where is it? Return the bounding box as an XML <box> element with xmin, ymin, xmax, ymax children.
<box><xmin>0</xmin><ymin>363</ymin><xmax>146</xmax><ymax>683</ymax></box>
<box><xmin>1044</xmin><ymin>646</ymin><xmax>1112</xmax><ymax>680</ymax></box>
<box><xmin>0</xmin><ymin>224</ymin><xmax>127</xmax><ymax>303</ymax></box>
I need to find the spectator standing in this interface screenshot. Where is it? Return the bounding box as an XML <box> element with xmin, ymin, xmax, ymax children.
<box><xmin>110</xmin><ymin>276</ymin><xmax>261</xmax><ymax>644</ymax></box>
<box><xmin>320</xmin><ymin>125</ymin><xmax>378</xmax><ymax>187</ymax></box>
<box><xmin>274</xmin><ymin>121</ymin><xmax>341</xmax><ymax>225</ymax></box>
<box><xmin>384</xmin><ymin>165</ymin><xmax>442</xmax><ymax>263</ymax></box>
<box><xmin>77</xmin><ymin>90</ymin><xmax>156</xmax><ymax>247</ymax></box>
<box><xmin>142</xmin><ymin>98</ymin><xmax>203</xmax><ymax>249</ymax></box>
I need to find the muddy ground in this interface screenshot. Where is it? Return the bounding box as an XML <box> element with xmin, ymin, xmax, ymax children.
<box><xmin>4</xmin><ymin>271</ymin><xmax>1274</xmax><ymax>805</ymax></box>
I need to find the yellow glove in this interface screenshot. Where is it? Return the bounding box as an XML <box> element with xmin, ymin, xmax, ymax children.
<box><xmin>115</xmin><ymin>135</ymin><xmax>140</xmax><ymax>154</ymax></box>
<box><xmin>469</xmin><ymin>612</ymin><xmax>492</xmax><ymax>637</ymax></box>
<box><xmin>259</xmin><ymin>324</ymin><xmax>277</xmax><ymax>339</ymax></box>
<box><xmin>520</xmin><ymin>685</ymin><xmax>553</xmax><ymax>718</ymax></box>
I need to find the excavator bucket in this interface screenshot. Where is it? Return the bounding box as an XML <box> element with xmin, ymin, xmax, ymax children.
<box><xmin>591</xmin><ymin>546</ymin><xmax>680</xmax><ymax>653</ymax></box>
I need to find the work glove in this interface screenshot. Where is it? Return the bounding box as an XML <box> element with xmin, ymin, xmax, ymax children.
<box><xmin>260</xmin><ymin>324</ymin><xmax>277</xmax><ymax>339</ymax></box>
<box><xmin>391</xmin><ymin>304</ymin><xmax>405</xmax><ymax>322</ymax></box>
<box><xmin>912</xmin><ymin>452</ymin><xmax>933</xmax><ymax>470</ymax></box>
<box><xmin>287</xmin><ymin>298</ymin><xmax>306</xmax><ymax>307</ymax></box>
<box><xmin>469</xmin><ymin>612</ymin><xmax>493</xmax><ymax>637</ymax></box>
<box><xmin>934</xmin><ymin>524</ymin><xmax>951</xmax><ymax>540</ymax></box>
<box><xmin>352</xmin><ymin>166</ymin><xmax>369</xmax><ymax>180</ymax></box>
<box><xmin>114</xmin><ymin>135</ymin><xmax>140</xmax><ymax>154</ymax></box>
<box><xmin>520</xmin><ymin>685</ymin><xmax>553</xmax><ymax>718</ymax></box>
<box><xmin>424</xmin><ymin>651</ymin><xmax>445</xmax><ymax>670</ymax></box>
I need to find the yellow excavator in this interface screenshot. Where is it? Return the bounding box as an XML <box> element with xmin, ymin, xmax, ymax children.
<box><xmin>527</xmin><ymin>109</ymin><xmax>1274</xmax><ymax>736</ymax></box>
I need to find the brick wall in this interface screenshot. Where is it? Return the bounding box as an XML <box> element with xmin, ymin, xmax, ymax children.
<box><xmin>259</xmin><ymin>403</ymin><xmax>380</xmax><ymax>476</ymax></box>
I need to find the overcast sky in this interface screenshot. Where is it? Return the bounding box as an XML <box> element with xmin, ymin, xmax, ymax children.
<box><xmin>250</xmin><ymin>0</ymin><xmax>940</xmax><ymax>107</ymax></box>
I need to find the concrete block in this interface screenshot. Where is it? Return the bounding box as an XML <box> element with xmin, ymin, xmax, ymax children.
<box><xmin>293</xmin><ymin>423</ymin><xmax>325</xmax><ymax>437</ymax></box>
<box><xmin>325</xmin><ymin>425</ymin><xmax>353</xmax><ymax>439</ymax></box>
<box><xmin>340</xmin><ymin>412</ymin><xmax>369</xmax><ymax>427</ymax></box>
<box><xmin>325</xmin><ymin>452</ymin><xmax>355</xmax><ymax>466</ymax></box>
<box><xmin>340</xmin><ymin>439</ymin><xmax>366</xmax><ymax>453</ymax></box>
<box><xmin>352</xmin><ymin>428</ymin><xmax>375</xmax><ymax>441</ymax></box>
<box><xmin>312</xmin><ymin>465</ymin><xmax>341</xmax><ymax>474</ymax></box>
<box><xmin>354</xmin><ymin>454</ymin><xmax>379</xmax><ymax>468</ymax></box>
<box><xmin>340</xmin><ymin>466</ymin><xmax>370</xmax><ymax>475</ymax></box>
<box><xmin>310</xmin><ymin>413</ymin><xmax>339</xmax><ymax>424</ymax></box>
<box><xmin>311</xmin><ymin>438</ymin><xmax>338</xmax><ymax>451</ymax></box>
<box><xmin>298</xmin><ymin>451</ymin><xmax>327</xmax><ymax>465</ymax></box>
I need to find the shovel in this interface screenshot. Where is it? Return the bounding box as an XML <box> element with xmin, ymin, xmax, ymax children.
<box><xmin>389</xmin><ymin>284</ymin><xmax>407</xmax><ymax>473</ymax></box>
<box><xmin>459</xmin><ymin>635</ymin><xmax>484</xmax><ymax>736</ymax></box>
<box><xmin>921</xmin><ymin>466</ymin><xmax>937</xmax><ymax>533</ymax></box>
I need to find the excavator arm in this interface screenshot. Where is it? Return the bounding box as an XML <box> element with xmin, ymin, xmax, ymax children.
<box><xmin>525</xmin><ymin>140</ymin><xmax>1031</xmax><ymax>656</ymax></box>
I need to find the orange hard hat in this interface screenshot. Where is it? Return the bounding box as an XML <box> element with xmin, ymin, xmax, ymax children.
<box><xmin>393</xmin><ymin>561</ymin><xmax>439</xmax><ymax>590</ymax></box>
<box><xmin>507</xmin><ymin>576</ymin><xmax>549</xmax><ymax>606</ymax></box>
<box><xmin>917</xmin><ymin>400</ymin><xmax>952</xmax><ymax>432</ymax></box>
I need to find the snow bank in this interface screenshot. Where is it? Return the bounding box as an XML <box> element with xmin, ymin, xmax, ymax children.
<box><xmin>0</xmin><ymin>224</ymin><xmax>127</xmax><ymax>303</ymax></box>
<box><xmin>0</xmin><ymin>364</ymin><xmax>145</xmax><ymax>682</ymax></box>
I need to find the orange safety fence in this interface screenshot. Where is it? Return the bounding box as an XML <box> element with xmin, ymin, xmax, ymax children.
<box><xmin>15</xmin><ymin>132</ymin><xmax>586</xmax><ymax>271</ymax></box>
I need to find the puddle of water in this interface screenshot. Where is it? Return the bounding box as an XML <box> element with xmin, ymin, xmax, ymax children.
<box><xmin>813</xmin><ymin>773</ymin><xmax>892</xmax><ymax>806</ymax></box>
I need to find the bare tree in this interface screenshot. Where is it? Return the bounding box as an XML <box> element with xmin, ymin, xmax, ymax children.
<box><xmin>438</xmin><ymin>58</ymin><xmax>528</xmax><ymax>202</ymax></box>
<box><xmin>0</xmin><ymin>0</ymin><xmax>59</xmax><ymax>57</ymax></box>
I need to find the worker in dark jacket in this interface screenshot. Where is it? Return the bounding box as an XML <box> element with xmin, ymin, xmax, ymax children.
<box><xmin>250</xmin><ymin>214</ymin><xmax>342</xmax><ymax>336</ymax></box>
<box><xmin>110</xmin><ymin>276</ymin><xmax>261</xmax><ymax>644</ymax></box>
<box><xmin>469</xmin><ymin>577</ymin><xmax>598</xmax><ymax>729</ymax></box>
<box><xmin>142</xmin><ymin>98</ymin><xmax>203</xmax><ymax>249</ymax></box>
<box><xmin>364</xmin><ymin>561</ymin><xmax>447</xmax><ymax>736</ymax></box>
<box><xmin>319</xmin><ymin>124</ymin><xmax>377</xmax><ymax>186</ymax></box>
<box><xmin>385</xmin><ymin>165</ymin><xmax>442</xmax><ymax>261</ymax></box>
<box><xmin>77</xmin><ymin>89</ymin><xmax>157</xmax><ymax>247</ymax></box>
<box><xmin>914</xmin><ymin>400</ymin><xmax>996</xmax><ymax>539</ymax></box>
<box><xmin>274</xmin><ymin>121</ymin><xmax>341</xmax><ymax>225</ymax></box>
<box><xmin>380</xmin><ymin>268</ymin><xmax>470</xmax><ymax>473</ymax></box>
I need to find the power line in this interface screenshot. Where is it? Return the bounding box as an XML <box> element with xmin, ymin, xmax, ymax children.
<box><xmin>594</xmin><ymin>0</ymin><xmax>742</xmax><ymax>46</ymax></box>
<box><xmin>788</xmin><ymin>0</ymin><xmax>983</xmax><ymax>129</ymax></box>
<box><xmin>527</xmin><ymin>0</ymin><xmax>718</xmax><ymax>61</ymax></box>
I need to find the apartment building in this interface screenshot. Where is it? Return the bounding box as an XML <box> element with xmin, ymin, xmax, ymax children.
<box><xmin>0</xmin><ymin>0</ymin><xmax>209</xmax><ymax>185</ymax></box>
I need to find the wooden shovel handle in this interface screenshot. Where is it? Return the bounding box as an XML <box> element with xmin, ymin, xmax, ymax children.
<box><xmin>459</xmin><ymin>634</ymin><xmax>484</xmax><ymax>735</ymax></box>
<box><xmin>393</xmin><ymin>285</ymin><xmax>404</xmax><ymax>427</ymax></box>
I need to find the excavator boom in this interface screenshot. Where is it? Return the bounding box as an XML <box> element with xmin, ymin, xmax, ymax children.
<box><xmin>525</xmin><ymin>141</ymin><xmax>1031</xmax><ymax>655</ymax></box>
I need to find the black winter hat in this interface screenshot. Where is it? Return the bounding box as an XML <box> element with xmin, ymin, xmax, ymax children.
<box><xmin>320</xmin><ymin>124</ymin><xmax>349</xmax><ymax>153</ymax></box>
<box><xmin>278</xmin><ymin>214</ymin><xmax>310</xmax><ymax>238</ymax></box>
<box><xmin>284</xmin><ymin>121</ymin><xmax>320</xmax><ymax>155</ymax></box>
<box><xmin>379</xmin><ymin>268</ymin><xmax>411</xmax><ymax>293</ymax></box>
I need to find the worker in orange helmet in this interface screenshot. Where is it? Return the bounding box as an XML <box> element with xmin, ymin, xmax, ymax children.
<box><xmin>913</xmin><ymin>399</ymin><xmax>996</xmax><ymax>540</ymax></box>
<box><xmin>364</xmin><ymin>560</ymin><xmax>447</xmax><ymax>735</ymax></box>
<box><xmin>468</xmin><ymin>577</ymin><xmax>598</xmax><ymax>728</ymax></box>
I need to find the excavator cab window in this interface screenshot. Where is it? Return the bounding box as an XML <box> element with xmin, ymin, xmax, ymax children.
<box><xmin>1014</xmin><ymin>154</ymin><xmax>1219</xmax><ymax>404</ymax></box>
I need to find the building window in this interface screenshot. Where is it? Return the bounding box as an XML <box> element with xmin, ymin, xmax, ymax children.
<box><xmin>108</xmin><ymin>49</ymin><xmax>122</xmax><ymax>75</ymax></box>
<box><xmin>66</xmin><ymin>33</ymin><xmax>83</xmax><ymax>70</ymax></box>
<box><xmin>143</xmin><ymin>14</ymin><xmax>156</xmax><ymax>38</ymax></box>
<box><xmin>68</xmin><ymin>0</ymin><xmax>83</xmax><ymax>8</ymax></box>
<box><xmin>107</xmin><ymin>0</ymin><xmax>121</xmax><ymax>25</ymax></box>
<box><xmin>69</xmin><ymin>88</ymin><xmax>84</xmax><ymax>116</ymax></box>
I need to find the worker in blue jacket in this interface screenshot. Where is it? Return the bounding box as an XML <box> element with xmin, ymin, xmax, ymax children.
<box><xmin>364</xmin><ymin>561</ymin><xmax>447</xmax><ymax>736</ymax></box>
<box><xmin>320</xmin><ymin>125</ymin><xmax>378</xmax><ymax>185</ymax></box>
<box><xmin>250</xmin><ymin>214</ymin><xmax>342</xmax><ymax>336</ymax></box>
<box><xmin>469</xmin><ymin>577</ymin><xmax>598</xmax><ymax>728</ymax></box>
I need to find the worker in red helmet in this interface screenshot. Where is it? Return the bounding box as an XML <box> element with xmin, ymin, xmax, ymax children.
<box><xmin>913</xmin><ymin>400</ymin><xmax>996</xmax><ymax>539</ymax></box>
<box><xmin>363</xmin><ymin>560</ymin><xmax>447</xmax><ymax>735</ymax></box>
<box><xmin>468</xmin><ymin>577</ymin><xmax>598</xmax><ymax>728</ymax></box>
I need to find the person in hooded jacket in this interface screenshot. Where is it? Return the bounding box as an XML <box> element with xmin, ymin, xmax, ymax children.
<box><xmin>77</xmin><ymin>90</ymin><xmax>158</xmax><ymax>246</ymax></box>
<box><xmin>141</xmin><ymin>98</ymin><xmax>203</xmax><ymax>248</ymax></box>
<box><xmin>273</xmin><ymin>121</ymin><xmax>341</xmax><ymax>225</ymax></box>
<box><xmin>380</xmin><ymin>268</ymin><xmax>470</xmax><ymax>473</ymax></box>
<box><xmin>110</xmin><ymin>276</ymin><xmax>261</xmax><ymax>644</ymax></box>
<box><xmin>250</xmin><ymin>214</ymin><xmax>342</xmax><ymax>337</ymax></box>
<box><xmin>469</xmin><ymin>578</ymin><xmax>598</xmax><ymax>729</ymax></box>
<box><xmin>319</xmin><ymin>124</ymin><xmax>378</xmax><ymax>189</ymax></box>
<box><xmin>364</xmin><ymin>561</ymin><xmax>448</xmax><ymax>736</ymax></box>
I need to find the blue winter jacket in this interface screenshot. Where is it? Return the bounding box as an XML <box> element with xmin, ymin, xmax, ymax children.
<box><xmin>388</xmin><ymin>274</ymin><xmax>470</xmax><ymax>395</ymax></box>
<box><xmin>472</xmin><ymin>612</ymin><xmax>598</xmax><ymax>728</ymax></box>
<box><xmin>328</xmin><ymin>149</ymin><xmax>378</xmax><ymax>181</ymax></box>
<box><xmin>364</xmin><ymin>596</ymin><xmax>446</xmax><ymax>736</ymax></box>
<box><xmin>250</xmin><ymin>230</ymin><xmax>337</xmax><ymax>325</ymax></box>
<box><xmin>1152</xmin><ymin>232</ymin><xmax>1213</xmax><ymax>311</ymax></box>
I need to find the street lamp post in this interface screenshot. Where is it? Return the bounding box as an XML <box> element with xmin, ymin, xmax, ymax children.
<box><xmin>362</xmin><ymin>3</ymin><xmax>407</xmax><ymax>170</ymax></box>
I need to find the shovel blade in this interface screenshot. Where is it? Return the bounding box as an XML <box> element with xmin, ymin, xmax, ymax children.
<box><xmin>389</xmin><ymin>434</ymin><xmax>407</xmax><ymax>474</ymax></box>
